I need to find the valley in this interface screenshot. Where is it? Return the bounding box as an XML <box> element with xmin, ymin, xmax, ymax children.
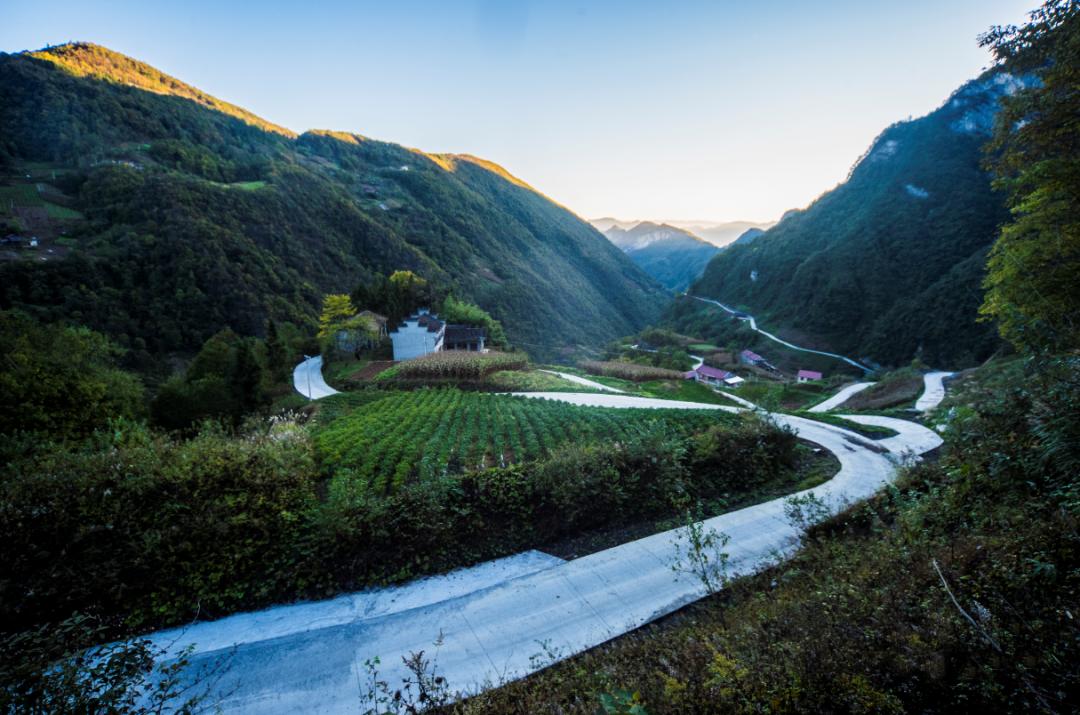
<box><xmin>2</xmin><ymin>2</ymin><xmax>1079</xmax><ymax>713</ymax></box>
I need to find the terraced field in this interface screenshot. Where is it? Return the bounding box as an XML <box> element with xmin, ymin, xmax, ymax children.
<box><xmin>315</xmin><ymin>388</ymin><xmax>727</xmax><ymax>497</ymax></box>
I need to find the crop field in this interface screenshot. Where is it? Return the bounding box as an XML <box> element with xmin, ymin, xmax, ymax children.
<box><xmin>316</xmin><ymin>388</ymin><xmax>726</xmax><ymax>496</ymax></box>
<box><xmin>581</xmin><ymin>360</ymin><xmax>686</xmax><ymax>382</ymax></box>
<box><xmin>376</xmin><ymin>351</ymin><xmax>528</xmax><ymax>381</ymax></box>
<box><xmin>0</xmin><ymin>185</ymin><xmax>44</xmax><ymax>211</ymax></box>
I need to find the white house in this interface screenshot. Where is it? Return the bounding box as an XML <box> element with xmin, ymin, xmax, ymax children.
<box><xmin>389</xmin><ymin>309</ymin><xmax>445</xmax><ymax>360</ymax></box>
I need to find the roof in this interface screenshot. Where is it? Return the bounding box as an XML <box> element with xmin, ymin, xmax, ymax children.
<box><xmin>445</xmin><ymin>324</ymin><xmax>486</xmax><ymax>342</ymax></box>
<box><xmin>392</xmin><ymin>313</ymin><xmax>444</xmax><ymax>334</ymax></box>
<box><xmin>357</xmin><ymin>310</ymin><xmax>388</xmax><ymax>325</ymax></box>
<box><xmin>798</xmin><ymin>369</ymin><xmax>823</xmax><ymax>380</ymax></box>
<box><xmin>696</xmin><ymin>365</ymin><xmax>733</xmax><ymax>380</ymax></box>
<box><xmin>740</xmin><ymin>349</ymin><xmax>764</xmax><ymax>361</ymax></box>
<box><xmin>724</xmin><ymin>375</ymin><xmax>745</xmax><ymax>385</ymax></box>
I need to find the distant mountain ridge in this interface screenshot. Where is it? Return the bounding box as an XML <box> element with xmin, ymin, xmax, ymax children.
<box><xmin>595</xmin><ymin>221</ymin><xmax>718</xmax><ymax>291</ymax></box>
<box><xmin>0</xmin><ymin>43</ymin><xmax>667</xmax><ymax>361</ymax></box>
<box><xmin>681</xmin><ymin>70</ymin><xmax>1031</xmax><ymax>368</ymax></box>
<box><xmin>592</xmin><ymin>217</ymin><xmax>774</xmax><ymax>248</ymax></box>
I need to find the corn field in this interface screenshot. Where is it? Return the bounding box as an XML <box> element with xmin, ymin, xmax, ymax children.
<box><xmin>376</xmin><ymin>351</ymin><xmax>528</xmax><ymax>381</ymax></box>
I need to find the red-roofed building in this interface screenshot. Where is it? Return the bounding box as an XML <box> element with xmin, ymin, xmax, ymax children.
<box><xmin>797</xmin><ymin>369</ymin><xmax>823</xmax><ymax>383</ymax></box>
<box><xmin>691</xmin><ymin>364</ymin><xmax>744</xmax><ymax>388</ymax></box>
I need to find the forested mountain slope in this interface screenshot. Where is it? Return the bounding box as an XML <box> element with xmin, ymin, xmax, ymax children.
<box><xmin>685</xmin><ymin>71</ymin><xmax>1028</xmax><ymax>367</ymax></box>
<box><xmin>601</xmin><ymin>221</ymin><xmax>718</xmax><ymax>291</ymax></box>
<box><xmin>0</xmin><ymin>43</ymin><xmax>665</xmax><ymax>363</ymax></box>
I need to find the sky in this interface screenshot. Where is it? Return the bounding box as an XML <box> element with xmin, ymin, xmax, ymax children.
<box><xmin>3</xmin><ymin>0</ymin><xmax>1035</xmax><ymax>224</ymax></box>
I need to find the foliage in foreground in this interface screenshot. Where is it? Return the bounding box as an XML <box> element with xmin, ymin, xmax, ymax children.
<box><xmin>979</xmin><ymin>0</ymin><xmax>1080</xmax><ymax>355</ymax></box>
<box><xmin>454</xmin><ymin>356</ymin><xmax>1080</xmax><ymax>714</ymax></box>
<box><xmin>1</xmin><ymin>408</ymin><xmax>796</xmax><ymax>636</ymax></box>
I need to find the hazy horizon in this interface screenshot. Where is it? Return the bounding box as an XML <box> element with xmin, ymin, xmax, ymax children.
<box><xmin>4</xmin><ymin>0</ymin><xmax>1034</xmax><ymax>223</ymax></box>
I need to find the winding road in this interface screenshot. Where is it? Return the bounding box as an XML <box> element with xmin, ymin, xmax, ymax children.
<box><xmin>688</xmin><ymin>295</ymin><xmax>874</xmax><ymax>373</ymax></box>
<box><xmin>293</xmin><ymin>355</ymin><xmax>339</xmax><ymax>399</ymax></box>
<box><xmin>148</xmin><ymin>363</ymin><xmax>946</xmax><ymax>713</ymax></box>
<box><xmin>808</xmin><ymin>381</ymin><xmax>876</xmax><ymax>413</ymax></box>
<box><xmin>915</xmin><ymin>371</ymin><xmax>954</xmax><ymax>413</ymax></box>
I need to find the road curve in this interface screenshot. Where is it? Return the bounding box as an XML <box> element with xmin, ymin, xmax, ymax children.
<box><xmin>837</xmin><ymin>414</ymin><xmax>943</xmax><ymax>456</ymax></box>
<box><xmin>537</xmin><ymin>369</ymin><xmax>626</xmax><ymax>393</ymax></box>
<box><xmin>148</xmin><ymin>390</ymin><xmax>939</xmax><ymax>713</ymax></box>
<box><xmin>292</xmin><ymin>356</ymin><xmax>339</xmax><ymax>400</ymax></box>
<box><xmin>688</xmin><ymin>295</ymin><xmax>873</xmax><ymax>373</ymax></box>
<box><xmin>915</xmin><ymin>371</ymin><xmax>954</xmax><ymax>413</ymax></box>
<box><xmin>808</xmin><ymin>382</ymin><xmax>876</xmax><ymax>413</ymax></box>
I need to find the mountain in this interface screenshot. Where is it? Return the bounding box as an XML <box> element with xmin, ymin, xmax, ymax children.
<box><xmin>599</xmin><ymin>221</ymin><xmax>719</xmax><ymax>291</ymax></box>
<box><xmin>666</xmin><ymin>220</ymin><xmax>776</xmax><ymax>248</ymax></box>
<box><xmin>681</xmin><ymin>71</ymin><xmax>1029</xmax><ymax>368</ymax></box>
<box><xmin>731</xmin><ymin>227</ymin><xmax>765</xmax><ymax>246</ymax></box>
<box><xmin>0</xmin><ymin>43</ymin><xmax>666</xmax><ymax>363</ymax></box>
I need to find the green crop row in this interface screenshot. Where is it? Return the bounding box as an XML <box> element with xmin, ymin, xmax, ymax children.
<box><xmin>315</xmin><ymin>388</ymin><xmax>725</xmax><ymax>497</ymax></box>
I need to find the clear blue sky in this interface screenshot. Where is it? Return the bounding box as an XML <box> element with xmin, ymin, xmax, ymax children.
<box><xmin>4</xmin><ymin>0</ymin><xmax>1034</xmax><ymax>223</ymax></box>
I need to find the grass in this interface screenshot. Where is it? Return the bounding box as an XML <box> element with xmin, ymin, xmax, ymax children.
<box><xmin>844</xmin><ymin>367</ymin><xmax>923</xmax><ymax>411</ymax></box>
<box><xmin>687</xmin><ymin>343</ymin><xmax>720</xmax><ymax>352</ymax></box>
<box><xmin>638</xmin><ymin>378</ymin><xmax>738</xmax><ymax>406</ymax></box>
<box><xmin>737</xmin><ymin>380</ymin><xmax>826</xmax><ymax>410</ymax></box>
<box><xmin>485</xmin><ymin>369</ymin><xmax>591</xmax><ymax>392</ymax></box>
<box><xmin>794</xmin><ymin>411</ymin><xmax>899</xmax><ymax>439</ymax></box>
<box><xmin>227</xmin><ymin>180</ymin><xmax>267</xmax><ymax>191</ymax></box>
<box><xmin>43</xmin><ymin>202</ymin><xmax>83</xmax><ymax>220</ymax></box>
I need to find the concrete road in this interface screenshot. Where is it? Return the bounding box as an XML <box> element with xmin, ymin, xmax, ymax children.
<box><xmin>808</xmin><ymin>382</ymin><xmax>876</xmax><ymax>413</ymax></box>
<box><xmin>147</xmin><ymin>392</ymin><xmax>939</xmax><ymax>713</ymax></box>
<box><xmin>537</xmin><ymin>369</ymin><xmax>626</xmax><ymax>393</ymax></box>
<box><xmin>915</xmin><ymin>371</ymin><xmax>954</xmax><ymax>413</ymax></box>
<box><xmin>837</xmin><ymin>413</ymin><xmax>944</xmax><ymax>456</ymax></box>
<box><xmin>292</xmin><ymin>356</ymin><xmax>339</xmax><ymax>400</ymax></box>
<box><xmin>688</xmin><ymin>295</ymin><xmax>873</xmax><ymax>373</ymax></box>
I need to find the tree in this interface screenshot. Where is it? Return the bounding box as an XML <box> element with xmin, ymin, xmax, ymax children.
<box><xmin>980</xmin><ymin>0</ymin><xmax>1080</xmax><ymax>353</ymax></box>
<box><xmin>265</xmin><ymin>318</ymin><xmax>287</xmax><ymax>381</ymax></box>
<box><xmin>317</xmin><ymin>294</ymin><xmax>357</xmax><ymax>339</ymax></box>
<box><xmin>0</xmin><ymin>310</ymin><xmax>144</xmax><ymax>440</ymax></box>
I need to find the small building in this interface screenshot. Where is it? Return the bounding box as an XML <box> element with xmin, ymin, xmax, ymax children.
<box><xmin>444</xmin><ymin>324</ymin><xmax>486</xmax><ymax>352</ymax></box>
<box><xmin>389</xmin><ymin>309</ymin><xmax>445</xmax><ymax>360</ymax></box>
<box><xmin>739</xmin><ymin>349</ymin><xmax>765</xmax><ymax>366</ymax></box>
<box><xmin>357</xmin><ymin>311</ymin><xmax>389</xmax><ymax>340</ymax></box>
<box><xmin>692</xmin><ymin>364</ymin><xmax>737</xmax><ymax>388</ymax></box>
<box><xmin>797</xmin><ymin>369</ymin><xmax>823</xmax><ymax>384</ymax></box>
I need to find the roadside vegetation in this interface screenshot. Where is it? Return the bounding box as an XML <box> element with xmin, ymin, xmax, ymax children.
<box><xmin>580</xmin><ymin>360</ymin><xmax>686</xmax><ymax>382</ymax></box>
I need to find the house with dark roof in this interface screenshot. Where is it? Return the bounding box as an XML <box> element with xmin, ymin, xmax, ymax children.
<box><xmin>390</xmin><ymin>309</ymin><xmax>445</xmax><ymax>360</ymax></box>
<box><xmin>739</xmin><ymin>348</ymin><xmax>778</xmax><ymax>372</ymax></box>
<box><xmin>444</xmin><ymin>324</ymin><xmax>486</xmax><ymax>352</ymax></box>
<box><xmin>691</xmin><ymin>364</ymin><xmax>744</xmax><ymax>388</ymax></box>
<box><xmin>389</xmin><ymin>309</ymin><xmax>488</xmax><ymax>360</ymax></box>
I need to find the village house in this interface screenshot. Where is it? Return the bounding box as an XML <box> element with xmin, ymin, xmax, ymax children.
<box><xmin>689</xmin><ymin>364</ymin><xmax>744</xmax><ymax>388</ymax></box>
<box><xmin>797</xmin><ymin>369</ymin><xmax>823</xmax><ymax>384</ymax></box>
<box><xmin>739</xmin><ymin>348</ymin><xmax>777</xmax><ymax>372</ymax></box>
<box><xmin>390</xmin><ymin>309</ymin><xmax>445</xmax><ymax>360</ymax></box>
<box><xmin>389</xmin><ymin>308</ymin><xmax>487</xmax><ymax>360</ymax></box>
<box><xmin>334</xmin><ymin>310</ymin><xmax>388</xmax><ymax>353</ymax></box>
